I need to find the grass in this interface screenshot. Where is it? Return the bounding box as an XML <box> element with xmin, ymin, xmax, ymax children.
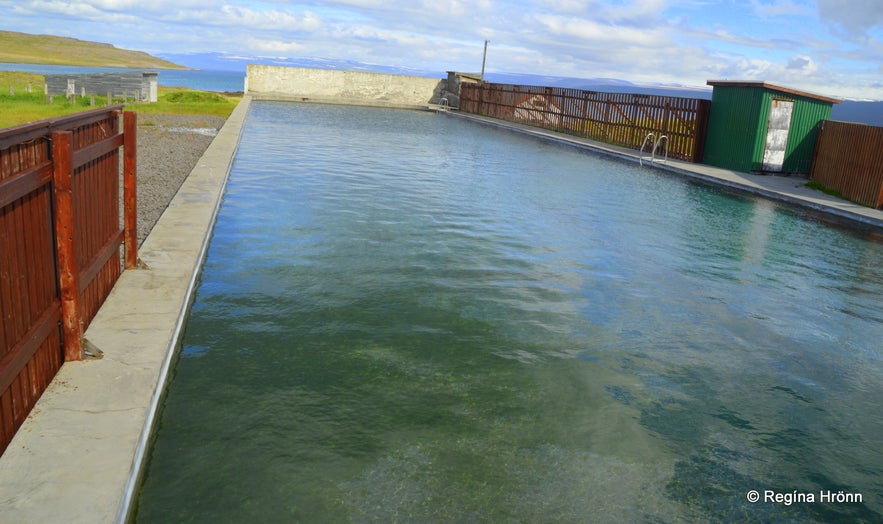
<box><xmin>125</xmin><ymin>86</ymin><xmax>240</xmax><ymax>118</ymax></box>
<box><xmin>0</xmin><ymin>29</ymin><xmax>184</xmax><ymax>69</ymax></box>
<box><xmin>805</xmin><ymin>180</ymin><xmax>856</xmax><ymax>203</ymax></box>
<box><xmin>0</xmin><ymin>71</ymin><xmax>240</xmax><ymax>128</ymax></box>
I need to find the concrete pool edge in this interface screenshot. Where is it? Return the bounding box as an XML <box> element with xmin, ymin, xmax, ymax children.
<box><xmin>114</xmin><ymin>94</ymin><xmax>252</xmax><ymax>522</ymax></box>
<box><xmin>0</xmin><ymin>96</ymin><xmax>251</xmax><ymax>523</ymax></box>
<box><xmin>447</xmin><ymin>111</ymin><xmax>883</xmax><ymax>233</ymax></box>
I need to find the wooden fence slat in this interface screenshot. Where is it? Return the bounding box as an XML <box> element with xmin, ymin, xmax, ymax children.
<box><xmin>71</xmin><ymin>133</ymin><xmax>124</xmax><ymax>170</ymax></box>
<box><xmin>0</xmin><ymin>163</ymin><xmax>52</xmax><ymax>209</ymax></box>
<box><xmin>0</xmin><ymin>305</ymin><xmax>61</xmax><ymax>390</ymax></box>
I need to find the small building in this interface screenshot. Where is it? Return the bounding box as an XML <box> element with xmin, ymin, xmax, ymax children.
<box><xmin>441</xmin><ymin>72</ymin><xmax>482</xmax><ymax>108</ymax></box>
<box><xmin>702</xmin><ymin>81</ymin><xmax>840</xmax><ymax>174</ymax></box>
<box><xmin>45</xmin><ymin>71</ymin><xmax>158</xmax><ymax>102</ymax></box>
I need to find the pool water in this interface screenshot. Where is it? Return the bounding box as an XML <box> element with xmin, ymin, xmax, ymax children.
<box><xmin>135</xmin><ymin>102</ymin><xmax>883</xmax><ymax>522</ymax></box>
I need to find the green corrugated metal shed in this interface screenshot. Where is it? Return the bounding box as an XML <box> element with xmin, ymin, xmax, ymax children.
<box><xmin>702</xmin><ymin>81</ymin><xmax>841</xmax><ymax>174</ymax></box>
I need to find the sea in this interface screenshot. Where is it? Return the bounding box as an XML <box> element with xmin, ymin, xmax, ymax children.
<box><xmin>0</xmin><ymin>62</ymin><xmax>246</xmax><ymax>93</ymax></box>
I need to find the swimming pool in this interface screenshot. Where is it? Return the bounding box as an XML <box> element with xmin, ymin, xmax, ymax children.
<box><xmin>134</xmin><ymin>101</ymin><xmax>883</xmax><ymax>522</ymax></box>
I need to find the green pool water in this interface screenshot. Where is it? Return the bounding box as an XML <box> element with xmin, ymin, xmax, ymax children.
<box><xmin>134</xmin><ymin>101</ymin><xmax>883</xmax><ymax>523</ymax></box>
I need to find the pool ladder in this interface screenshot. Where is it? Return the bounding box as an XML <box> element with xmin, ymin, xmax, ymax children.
<box><xmin>640</xmin><ymin>133</ymin><xmax>669</xmax><ymax>166</ymax></box>
<box><xmin>434</xmin><ymin>97</ymin><xmax>451</xmax><ymax>113</ymax></box>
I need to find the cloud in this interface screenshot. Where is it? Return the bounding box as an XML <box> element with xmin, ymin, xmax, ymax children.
<box><xmin>818</xmin><ymin>0</ymin><xmax>883</xmax><ymax>34</ymax></box>
<box><xmin>246</xmin><ymin>37</ymin><xmax>304</xmax><ymax>54</ymax></box>
<box><xmin>694</xmin><ymin>27</ymin><xmax>800</xmax><ymax>50</ymax></box>
<box><xmin>750</xmin><ymin>0</ymin><xmax>812</xmax><ymax>17</ymax></box>
<box><xmin>2</xmin><ymin>0</ymin><xmax>882</xmax><ymax>99</ymax></box>
<box><xmin>532</xmin><ymin>14</ymin><xmax>669</xmax><ymax>47</ymax></box>
<box><xmin>785</xmin><ymin>54</ymin><xmax>818</xmax><ymax>74</ymax></box>
<box><xmin>598</xmin><ymin>0</ymin><xmax>666</xmax><ymax>23</ymax></box>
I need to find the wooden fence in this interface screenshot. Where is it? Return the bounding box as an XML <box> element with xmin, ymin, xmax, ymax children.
<box><xmin>0</xmin><ymin>106</ymin><xmax>138</xmax><ymax>455</ymax></box>
<box><xmin>810</xmin><ymin>120</ymin><xmax>883</xmax><ymax>209</ymax></box>
<box><xmin>459</xmin><ymin>83</ymin><xmax>711</xmax><ymax>162</ymax></box>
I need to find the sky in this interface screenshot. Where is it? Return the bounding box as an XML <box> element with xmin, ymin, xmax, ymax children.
<box><xmin>1</xmin><ymin>0</ymin><xmax>882</xmax><ymax>100</ymax></box>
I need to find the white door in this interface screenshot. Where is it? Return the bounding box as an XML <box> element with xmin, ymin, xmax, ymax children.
<box><xmin>761</xmin><ymin>99</ymin><xmax>793</xmax><ymax>172</ymax></box>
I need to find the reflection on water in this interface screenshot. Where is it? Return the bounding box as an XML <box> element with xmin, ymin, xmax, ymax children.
<box><xmin>135</xmin><ymin>102</ymin><xmax>883</xmax><ymax>522</ymax></box>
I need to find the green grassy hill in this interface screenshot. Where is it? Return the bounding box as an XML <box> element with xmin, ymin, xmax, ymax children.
<box><xmin>0</xmin><ymin>30</ymin><xmax>185</xmax><ymax>69</ymax></box>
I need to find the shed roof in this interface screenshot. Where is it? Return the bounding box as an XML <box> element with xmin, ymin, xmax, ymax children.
<box><xmin>706</xmin><ymin>80</ymin><xmax>841</xmax><ymax>104</ymax></box>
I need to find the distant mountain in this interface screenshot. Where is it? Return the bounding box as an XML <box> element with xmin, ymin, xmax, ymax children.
<box><xmin>0</xmin><ymin>30</ymin><xmax>185</xmax><ymax>69</ymax></box>
<box><xmin>156</xmin><ymin>51</ymin><xmax>438</xmax><ymax>77</ymax></box>
<box><xmin>830</xmin><ymin>100</ymin><xmax>883</xmax><ymax>127</ymax></box>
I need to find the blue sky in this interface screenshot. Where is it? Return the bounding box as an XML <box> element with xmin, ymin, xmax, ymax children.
<box><xmin>1</xmin><ymin>0</ymin><xmax>881</xmax><ymax>100</ymax></box>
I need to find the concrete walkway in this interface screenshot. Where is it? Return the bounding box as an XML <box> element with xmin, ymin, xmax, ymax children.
<box><xmin>449</xmin><ymin>112</ymin><xmax>883</xmax><ymax>232</ymax></box>
<box><xmin>0</xmin><ymin>96</ymin><xmax>251</xmax><ymax>523</ymax></box>
<box><xmin>1</xmin><ymin>98</ymin><xmax>881</xmax><ymax>524</ymax></box>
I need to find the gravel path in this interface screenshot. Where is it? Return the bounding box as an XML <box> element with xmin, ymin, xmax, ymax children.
<box><xmin>135</xmin><ymin>113</ymin><xmax>227</xmax><ymax>244</ymax></box>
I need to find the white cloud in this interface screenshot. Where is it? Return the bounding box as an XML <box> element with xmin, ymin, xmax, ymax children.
<box><xmin>818</xmin><ymin>0</ymin><xmax>883</xmax><ymax>34</ymax></box>
<box><xmin>598</xmin><ymin>0</ymin><xmax>666</xmax><ymax>23</ymax></box>
<box><xmin>532</xmin><ymin>14</ymin><xmax>668</xmax><ymax>47</ymax></box>
<box><xmin>246</xmin><ymin>37</ymin><xmax>304</xmax><ymax>54</ymax></box>
<box><xmin>537</xmin><ymin>0</ymin><xmax>590</xmax><ymax>14</ymax></box>
<box><xmin>750</xmin><ymin>0</ymin><xmax>812</xmax><ymax>17</ymax></box>
<box><xmin>786</xmin><ymin>54</ymin><xmax>818</xmax><ymax>74</ymax></box>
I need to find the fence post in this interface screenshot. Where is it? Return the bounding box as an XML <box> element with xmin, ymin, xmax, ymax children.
<box><xmin>123</xmin><ymin>111</ymin><xmax>138</xmax><ymax>268</ymax></box>
<box><xmin>51</xmin><ymin>130</ymin><xmax>84</xmax><ymax>361</ymax></box>
<box><xmin>692</xmin><ymin>99</ymin><xmax>711</xmax><ymax>163</ymax></box>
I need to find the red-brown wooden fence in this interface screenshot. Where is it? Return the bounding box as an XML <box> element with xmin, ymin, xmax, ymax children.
<box><xmin>0</xmin><ymin>106</ymin><xmax>137</xmax><ymax>455</ymax></box>
<box><xmin>810</xmin><ymin>120</ymin><xmax>883</xmax><ymax>209</ymax></box>
<box><xmin>459</xmin><ymin>83</ymin><xmax>711</xmax><ymax>162</ymax></box>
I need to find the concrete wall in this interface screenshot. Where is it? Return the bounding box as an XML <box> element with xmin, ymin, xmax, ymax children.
<box><xmin>245</xmin><ymin>65</ymin><xmax>447</xmax><ymax>109</ymax></box>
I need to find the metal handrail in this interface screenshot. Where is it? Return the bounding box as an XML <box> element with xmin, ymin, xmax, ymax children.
<box><xmin>639</xmin><ymin>132</ymin><xmax>656</xmax><ymax>166</ymax></box>
<box><xmin>640</xmin><ymin>133</ymin><xmax>669</xmax><ymax>166</ymax></box>
<box><xmin>652</xmin><ymin>135</ymin><xmax>669</xmax><ymax>164</ymax></box>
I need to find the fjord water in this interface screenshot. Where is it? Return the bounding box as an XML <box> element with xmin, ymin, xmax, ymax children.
<box><xmin>135</xmin><ymin>102</ymin><xmax>883</xmax><ymax>522</ymax></box>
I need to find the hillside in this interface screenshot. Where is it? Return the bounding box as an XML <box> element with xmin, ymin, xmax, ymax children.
<box><xmin>0</xmin><ymin>30</ymin><xmax>185</xmax><ymax>69</ymax></box>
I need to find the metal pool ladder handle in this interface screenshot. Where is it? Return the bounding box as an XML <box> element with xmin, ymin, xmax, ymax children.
<box><xmin>653</xmin><ymin>135</ymin><xmax>669</xmax><ymax>164</ymax></box>
<box><xmin>435</xmin><ymin>97</ymin><xmax>450</xmax><ymax>112</ymax></box>
<box><xmin>639</xmin><ymin>132</ymin><xmax>656</xmax><ymax>166</ymax></box>
<box><xmin>640</xmin><ymin>132</ymin><xmax>669</xmax><ymax>166</ymax></box>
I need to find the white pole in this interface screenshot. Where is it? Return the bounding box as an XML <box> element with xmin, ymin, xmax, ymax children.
<box><xmin>481</xmin><ymin>40</ymin><xmax>488</xmax><ymax>81</ymax></box>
